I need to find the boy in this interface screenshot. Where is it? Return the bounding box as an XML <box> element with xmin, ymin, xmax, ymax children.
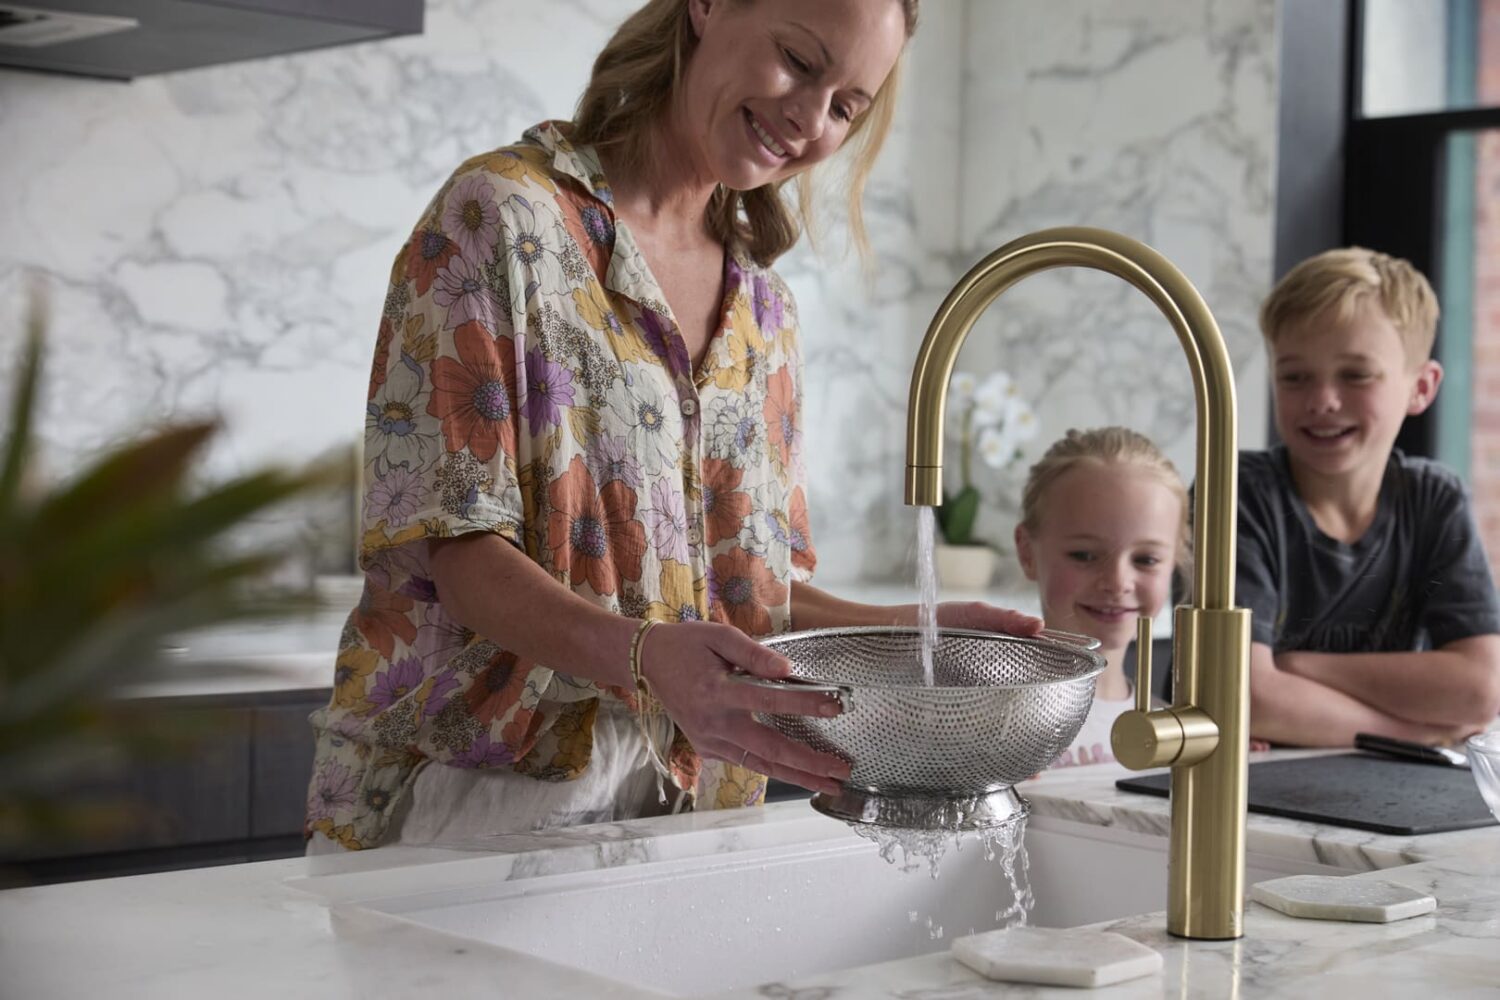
<box><xmin>1241</xmin><ymin>247</ymin><xmax>1500</xmax><ymax>746</ymax></box>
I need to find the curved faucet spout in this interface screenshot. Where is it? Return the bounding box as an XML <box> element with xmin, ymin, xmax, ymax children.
<box><xmin>904</xmin><ymin>226</ymin><xmax>1236</xmax><ymax>610</ymax></box>
<box><xmin>904</xmin><ymin>226</ymin><xmax>1252</xmax><ymax>940</ymax></box>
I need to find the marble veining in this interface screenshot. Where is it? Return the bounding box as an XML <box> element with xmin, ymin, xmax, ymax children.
<box><xmin>0</xmin><ymin>0</ymin><xmax>1276</xmax><ymax>585</ymax></box>
<box><xmin>1021</xmin><ymin>755</ymin><xmax>1500</xmax><ymax>874</ymax></box>
<box><xmin>5</xmin><ymin>766</ymin><xmax>1499</xmax><ymax>999</ymax></box>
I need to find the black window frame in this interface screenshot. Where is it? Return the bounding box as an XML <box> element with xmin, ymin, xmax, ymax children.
<box><xmin>1275</xmin><ymin>0</ymin><xmax>1500</xmax><ymax>462</ymax></box>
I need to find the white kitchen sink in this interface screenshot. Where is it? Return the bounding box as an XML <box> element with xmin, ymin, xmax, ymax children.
<box><xmin>295</xmin><ymin>804</ymin><xmax>1352</xmax><ymax>998</ymax></box>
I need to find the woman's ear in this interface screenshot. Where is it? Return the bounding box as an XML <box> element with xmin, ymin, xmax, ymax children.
<box><xmin>687</xmin><ymin>0</ymin><xmax>715</xmax><ymax>39</ymax></box>
<box><xmin>1014</xmin><ymin>525</ymin><xmax>1038</xmax><ymax>581</ymax></box>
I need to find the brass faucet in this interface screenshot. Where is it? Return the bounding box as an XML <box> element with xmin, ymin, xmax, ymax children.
<box><xmin>905</xmin><ymin>226</ymin><xmax>1252</xmax><ymax>940</ymax></box>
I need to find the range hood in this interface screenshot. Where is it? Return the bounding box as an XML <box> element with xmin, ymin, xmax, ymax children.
<box><xmin>0</xmin><ymin>1</ymin><xmax>423</xmax><ymax>80</ymax></box>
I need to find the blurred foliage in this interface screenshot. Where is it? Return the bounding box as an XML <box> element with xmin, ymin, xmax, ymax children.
<box><xmin>937</xmin><ymin>485</ymin><xmax>982</xmax><ymax>547</ymax></box>
<box><xmin>0</xmin><ymin>290</ymin><xmax>349</xmax><ymax>854</ymax></box>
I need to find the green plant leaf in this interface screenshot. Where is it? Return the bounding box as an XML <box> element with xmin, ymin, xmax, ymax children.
<box><xmin>941</xmin><ymin>485</ymin><xmax>981</xmax><ymax>545</ymax></box>
<box><xmin>0</xmin><ymin>286</ymin><xmax>343</xmax><ymax>851</ymax></box>
<box><xmin>31</xmin><ymin>421</ymin><xmax>218</xmax><ymax>537</ymax></box>
<box><xmin>0</xmin><ymin>290</ymin><xmax>44</xmax><ymax>521</ymax></box>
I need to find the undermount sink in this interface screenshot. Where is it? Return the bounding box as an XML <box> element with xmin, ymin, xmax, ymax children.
<box><xmin>292</xmin><ymin>802</ymin><xmax>1353</xmax><ymax>998</ymax></box>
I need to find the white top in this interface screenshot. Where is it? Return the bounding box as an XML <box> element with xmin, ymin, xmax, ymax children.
<box><xmin>1051</xmin><ymin>692</ymin><xmax>1134</xmax><ymax>768</ymax></box>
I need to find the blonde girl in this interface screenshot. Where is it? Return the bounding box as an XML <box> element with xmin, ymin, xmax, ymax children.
<box><xmin>1015</xmin><ymin>428</ymin><xmax>1189</xmax><ymax>767</ymax></box>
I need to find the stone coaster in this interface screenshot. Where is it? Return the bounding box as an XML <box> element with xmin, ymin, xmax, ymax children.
<box><xmin>951</xmin><ymin>926</ymin><xmax>1162</xmax><ymax>988</ymax></box>
<box><xmin>1250</xmin><ymin>874</ymin><xmax>1437</xmax><ymax>923</ymax></box>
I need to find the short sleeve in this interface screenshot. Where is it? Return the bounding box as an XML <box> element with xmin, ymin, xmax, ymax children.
<box><xmin>1418</xmin><ymin>477</ymin><xmax>1500</xmax><ymax>647</ymax></box>
<box><xmin>788</xmin><ymin>349</ymin><xmax>817</xmax><ymax>583</ymax></box>
<box><xmin>778</xmin><ymin>281</ymin><xmax>816</xmax><ymax>583</ymax></box>
<box><xmin>359</xmin><ymin>166</ymin><xmax>527</xmax><ymax>592</ymax></box>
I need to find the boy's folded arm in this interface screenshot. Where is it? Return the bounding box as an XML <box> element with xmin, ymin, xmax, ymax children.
<box><xmin>1249</xmin><ymin>643</ymin><xmax>1474</xmax><ymax>747</ymax></box>
<box><xmin>1275</xmin><ymin>636</ymin><xmax>1500</xmax><ymax>731</ymax></box>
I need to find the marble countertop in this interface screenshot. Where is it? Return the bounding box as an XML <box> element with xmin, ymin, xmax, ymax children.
<box><xmin>3</xmin><ymin>755</ymin><xmax>1496</xmax><ymax>999</ymax></box>
<box><xmin>1021</xmin><ymin>753</ymin><xmax>1500</xmax><ymax>873</ymax></box>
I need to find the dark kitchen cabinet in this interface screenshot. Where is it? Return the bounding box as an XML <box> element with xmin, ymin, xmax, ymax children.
<box><xmin>5</xmin><ymin>688</ymin><xmax>329</xmax><ymax>885</ymax></box>
<box><xmin>0</xmin><ymin>1</ymin><xmax>425</xmax><ymax>81</ymax></box>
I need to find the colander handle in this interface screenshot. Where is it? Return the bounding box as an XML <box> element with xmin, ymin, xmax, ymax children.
<box><xmin>727</xmin><ymin>672</ymin><xmax>855</xmax><ymax>713</ymax></box>
<box><xmin>1038</xmin><ymin>627</ymin><xmax>1102</xmax><ymax>651</ymax></box>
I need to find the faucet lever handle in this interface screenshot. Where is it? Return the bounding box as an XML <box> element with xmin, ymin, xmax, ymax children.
<box><xmin>1135</xmin><ymin>616</ymin><xmax>1153</xmax><ymax>713</ymax></box>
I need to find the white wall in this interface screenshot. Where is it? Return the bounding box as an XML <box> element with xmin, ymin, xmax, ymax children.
<box><xmin>949</xmin><ymin>0</ymin><xmax>1276</xmax><ymax>554</ymax></box>
<box><xmin>0</xmin><ymin>0</ymin><xmax>1278</xmax><ymax>585</ymax></box>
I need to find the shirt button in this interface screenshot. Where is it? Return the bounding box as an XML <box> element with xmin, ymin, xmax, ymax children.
<box><xmin>688</xmin><ymin>525</ymin><xmax>703</xmax><ymax>546</ymax></box>
<box><xmin>680</xmin><ymin>398</ymin><xmax>698</xmax><ymax>417</ymax></box>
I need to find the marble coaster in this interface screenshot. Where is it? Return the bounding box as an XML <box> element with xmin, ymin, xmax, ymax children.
<box><xmin>951</xmin><ymin>926</ymin><xmax>1162</xmax><ymax>988</ymax></box>
<box><xmin>1250</xmin><ymin>875</ymin><xmax>1437</xmax><ymax>923</ymax></box>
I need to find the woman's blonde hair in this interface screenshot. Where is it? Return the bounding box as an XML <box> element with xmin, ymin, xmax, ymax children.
<box><xmin>1258</xmin><ymin>247</ymin><xmax>1439</xmax><ymax>366</ymax></box>
<box><xmin>1020</xmin><ymin>427</ymin><xmax>1191</xmax><ymax>573</ymax></box>
<box><xmin>572</xmin><ymin>0</ymin><xmax>919</xmax><ymax>267</ymax></box>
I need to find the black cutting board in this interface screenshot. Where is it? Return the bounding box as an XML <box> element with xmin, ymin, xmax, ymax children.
<box><xmin>1115</xmin><ymin>753</ymin><xmax>1498</xmax><ymax>836</ymax></box>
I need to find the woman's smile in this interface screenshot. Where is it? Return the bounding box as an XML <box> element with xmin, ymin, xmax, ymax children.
<box><xmin>743</xmin><ymin>107</ymin><xmax>791</xmax><ymax>162</ymax></box>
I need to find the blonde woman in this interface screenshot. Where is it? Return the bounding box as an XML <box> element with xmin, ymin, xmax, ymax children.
<box><xmin>306</xmin><ymin>0</ymin><xmax>1040</xmax><ymax>853</ymax></box>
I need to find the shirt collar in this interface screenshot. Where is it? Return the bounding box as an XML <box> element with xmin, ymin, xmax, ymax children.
<box><xmin>522</xmin><ymin>120</ymin><xmax>613</xmax><ymax>206</ymax></box>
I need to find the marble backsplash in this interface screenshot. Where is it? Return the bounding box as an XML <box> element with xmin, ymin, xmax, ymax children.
<box><xmin>0</xmin><ymin>0</ymin><xmax>1276</xmax><ymax>585</ymax></box>
<box><xmin>949</xmin><ymin>0</ymin><xmax>1277</xmax><ymax>555</ymax></box>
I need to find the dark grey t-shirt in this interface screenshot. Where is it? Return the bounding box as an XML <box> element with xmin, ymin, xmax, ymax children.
<box><xmin>1237</xmin><ymin>446</ymin><xmax>1500</xmax><ymax>652</ymax></box>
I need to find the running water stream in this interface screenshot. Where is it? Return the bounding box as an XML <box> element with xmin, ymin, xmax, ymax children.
<box><xmin>841</xmin><ymin>509</ymin><xmax>1034</xmax><ymax>928</ymax></box>
<box><xmin>916</xmin><ymin>508</ymin><xmax>940</xmax><ymax>686</ymax></box>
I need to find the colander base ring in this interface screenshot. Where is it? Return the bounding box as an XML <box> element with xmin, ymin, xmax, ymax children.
<box><xmin>811</xmin><ymin>785</ymin><xmax>1030</xmax><ymax>832</ymax></box>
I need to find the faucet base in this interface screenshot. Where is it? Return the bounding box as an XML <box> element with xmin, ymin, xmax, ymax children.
<box><xmin>812</xmin><ymin>785</ymin><xmax>1028</xmax><ymax>833</ymax></box>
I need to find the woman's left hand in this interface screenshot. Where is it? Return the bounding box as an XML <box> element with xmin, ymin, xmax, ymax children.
<box><xmin>932</xmin><ymin>600</ymin><xmax>1044</xmax><ymax>636</ymax></box>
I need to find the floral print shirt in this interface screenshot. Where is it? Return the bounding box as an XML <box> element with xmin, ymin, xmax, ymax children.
<box><xmin>305</xmin><ymin>122</ymin><xmax>817</xmax><ymax>850</ymax></box>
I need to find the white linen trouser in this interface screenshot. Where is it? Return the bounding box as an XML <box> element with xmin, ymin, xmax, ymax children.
<box><xmin>306</xmin><ymin>701</ymin><xmax>679</xmax><ymax>855</ymax></box>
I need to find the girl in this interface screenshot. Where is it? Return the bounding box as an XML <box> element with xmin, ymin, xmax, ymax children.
<box><xmin>1014</xmin><ymin>427</ymin><xmax>1189</xmax><ymax>768</ymax></box>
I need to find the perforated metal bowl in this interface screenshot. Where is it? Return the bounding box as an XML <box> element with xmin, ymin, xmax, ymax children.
<box><xmin>741</xmin><ymin>626</ymin><xmax>1106</xmax><ymax>830</ymax></box>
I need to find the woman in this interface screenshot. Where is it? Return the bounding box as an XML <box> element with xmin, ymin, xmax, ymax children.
<box><xmin>306</xmin><ymin>0</ymin><xmax>1038</xmax><ymax>853</ymax></box>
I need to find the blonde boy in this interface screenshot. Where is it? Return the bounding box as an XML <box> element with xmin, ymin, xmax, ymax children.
<box><xmin>1241</xmin><ymin>247</ymin><xmax>1500</xmax><ymax>746</ymax></box>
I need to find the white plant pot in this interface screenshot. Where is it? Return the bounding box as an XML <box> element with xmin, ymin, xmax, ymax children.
<box><xmin>934</xmin><ymin>544</ymin><xmax>996</xmax><ymax>591</ymax></box>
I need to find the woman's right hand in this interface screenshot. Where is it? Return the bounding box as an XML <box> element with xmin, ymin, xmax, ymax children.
<box><xmin>638</xmin><ymin>621</ymin><xmax>853</xmax><ymax>796</ymax></box>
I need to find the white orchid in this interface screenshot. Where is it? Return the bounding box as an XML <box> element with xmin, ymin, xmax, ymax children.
<box><xmin>1004</xmin><ymin>395</ymin><xmax>1039</xmax><ymax>442</ymax></box>
<box><xmin>977</xmin><ymin>425</ymin><xmax>1017</xmax><ymax>469</ymax></box>
<box><xmin>949</xmin><ymin>372</ymin><xmax>978</xmax><ymax>406</ymax></box>
<box><xmin>947</xmin><ymin>369</ymin><xmax>1037</xmax><ymax>488</ymax></box>
<box><xmin>972</xmin><ymin>370</ymin><xmax>1016</xmax><ymax>423</ymax></box>
<box><xmin>939</xmin><ymin>369</ymin><xmax>1039</xmax><ymax>548</ymax></box>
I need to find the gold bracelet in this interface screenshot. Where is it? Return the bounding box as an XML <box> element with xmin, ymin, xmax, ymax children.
<box><xmin>627</xmin><ymin>617</ymin><xmax>673</xmax><ymax>802</ymax></box>
<box><xmin>628</xmin><ymin>618</ymin><xmax>661</xmax><ymax>715</ymax></box>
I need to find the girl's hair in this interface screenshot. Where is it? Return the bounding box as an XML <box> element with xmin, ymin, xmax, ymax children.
<box><xmin>572</xmin><ymin>0</ymin><xmax>919</xmax><ymax>267</ymax></box>
<box><xmin>1019</xmin><ymin>427</ymin><xmax>1191</xmax><ymax>572</ymax></box>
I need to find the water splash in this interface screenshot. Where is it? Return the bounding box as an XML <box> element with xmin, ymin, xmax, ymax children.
<box><xmin>852</xmin><ymin>819</ymin><xmax>1032</xmax><ymax>924</ymax></box>
<box><xmin>848</xmin><ymin>816</ymin><xmax>1033</xmax><ymax>928</ymax></box>
<box><xmin>850</xmin><ymin>822</ymin><xmax>959</xmax><ymax>879</ymax></box>
<box><xmin>916</xmin><ymin>508</ymin><xmax>940</xmax><ymax>686</ymax></box>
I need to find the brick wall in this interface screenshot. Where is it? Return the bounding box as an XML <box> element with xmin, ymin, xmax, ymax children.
<box><xmin>1471</xmin><ymin>0</ymin><xmax>1500</xmax><ymax>565</ymax></box>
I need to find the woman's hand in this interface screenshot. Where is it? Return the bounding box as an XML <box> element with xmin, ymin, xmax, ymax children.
<box><xmin>933</xmin><ymin>600</ymin><xmax>1044</xmax><ymax>636</ymax></box>
<box><xmin>637</xmin><ymin>621</ymin><xmax>852</xmax><ymax>796</ymax></box>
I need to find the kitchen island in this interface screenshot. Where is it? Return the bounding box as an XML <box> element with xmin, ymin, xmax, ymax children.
<box><xmin>2</xmin><ymin>752</ymin><xmax>1496</xmax><ymax>998</ymax></box>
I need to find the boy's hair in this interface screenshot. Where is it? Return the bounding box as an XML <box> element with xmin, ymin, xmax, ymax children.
<box><xmin>1258</xmin><ymin>247</ymin><xmax>1439</xmax><ymax>365</ymax></box>
<box><xmin>1019</xmin><ymin>427</ymin><xmax>1191</xmax><ymax>573</ymax></box>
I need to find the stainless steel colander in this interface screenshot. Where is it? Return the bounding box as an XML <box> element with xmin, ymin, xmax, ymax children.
<box><xmin>738</xmin><ymin>626</ymin><xmax>1105</xmax><ymax>829</ymax></box>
